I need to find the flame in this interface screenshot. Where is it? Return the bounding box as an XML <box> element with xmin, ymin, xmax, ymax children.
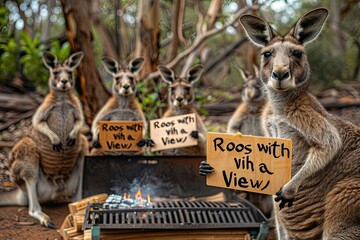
<box><xmin>127</xmin><ymin>194</ymin><xmax>131</xmax><ymax>199</ymax></box>
<box><xmin>123</xmin><ymin>192</ymin><xmax>127</xmax><ymax>199</ymax></box>
<box><xmin>135</xmin><ymin>189</ymin><xmax>142</xmax><ymax>201</ymax></box>
<box><xmin>147</xmin><ymin>193</ymin><xmax>151</xmax><ymax>203</ymax></box>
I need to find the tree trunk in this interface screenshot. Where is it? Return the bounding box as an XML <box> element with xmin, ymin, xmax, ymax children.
<box><xmin>135</xmin><ymin>0</ymin><xmax>160</xmax><ymax>75</ymax></box>
<box><xmin>90</xmin><ymin>0</ymin><xmax>119</xmax><ymax>60</ymax></box>
<box><xmin>61</xmin><ymin>0</ymin><xmax>111</xmax><ymax>125</ymax></box>
<box><xmin>167</xmin><ymin>0</ymin><xmax>181</xmax><ymax>62</ymax></box>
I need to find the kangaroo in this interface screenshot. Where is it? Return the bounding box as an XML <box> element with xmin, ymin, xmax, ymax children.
<box><xmin>238</xmin><ymin>8</ymin><xmax>360</xmax><ymax>239</ymax></box>
<box><xmin>0</xmin><ymin>52</ymin><xmax>88</xmax><ymax>228</ymax></box>
<box><xmin>91</xmin><ymin>56</ymin><xmax>147</xmax><ymax>156</ymax></box>
<box><xmin>156</xmin><ymin>65</ymin><xmax>207</xmax><ymax>156</ymax></box>
<box><xmin>227</xmin><ymin>66</ymin><xmax>265</xmax><ymax>135</ymax></box>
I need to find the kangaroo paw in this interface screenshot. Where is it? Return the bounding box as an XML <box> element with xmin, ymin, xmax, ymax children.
<box><xmin>199</xmin><ymin>161</ymin><xmax>214</xmax><ymax>176</ymax></box>
<box><xmin>52</xmin><ymin>143</ymin><xmax>63</xmax><ymax>152</ymax></box>
<box><xmin>29</xmin><ymin>210</ymin><xmax>55</xmax><ymax>228</ymax></box>
<box><xmin>190</xmin><ymin>130</ymin><xmax>199</xmax><ymax>139</ymax></box>
<box><xmin>275</xmin><ymin>189</ymin><xmax>294</xmax><ymax>210</ymax></box>
<box><xmin>137</xmin><ymin>139</ymin><xmax>147</xmax><ymax>147</ymax></box>
<box><xmin>66</xmin><ymin>137</ymin><xmax>76</xmax><ymax>146</ymax></box>
<box><xmin>92</xmin><ymin>140</ymin><xmax>101</xmax><ymax>148</ymax></box>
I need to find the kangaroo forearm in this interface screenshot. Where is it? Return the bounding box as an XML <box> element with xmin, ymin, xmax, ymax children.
<box><xmin>34</xmin><ymin>122</ymin><xmax>60</xmax><ymax>144</ymax></box>
<box><xmin>69</xmin><ymin>120</ymin><xmax>83</xmax><ymax>139</ymax></box>
<box><xmin>288</xmin><ymin>146</ymin><xmax>337</xmax><ymax>189</ymax></box>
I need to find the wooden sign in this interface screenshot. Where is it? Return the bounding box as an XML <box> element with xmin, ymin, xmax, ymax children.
<box><xmin>206</xmin><ymin>132</ymin><xmax>292</xmax><ymax>195</ymax></box>
<box><xmin>98</xmin><ymin>121</ymin><xmax>143</xmax><ymax>151</ymax></box>
<box><xmin>150</xmin><ymin>113</ymin><xmax>198</xmax><ymax>151</ymax></box>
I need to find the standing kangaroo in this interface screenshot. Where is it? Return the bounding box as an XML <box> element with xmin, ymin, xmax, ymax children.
<box><xmin>227</xmin><ymin>66</ymin><xmax>265</xmax><ymax>135</ymax></box>
<box><xmin>0</xmin><ymin>52</ymin><xmax>88</xmax><ymax>228</ymax></box>
<box><xmin>239</xmin><ymin>8</ymin><xmax>360</xmax><ymax>240</ymax></box>
<box><xmin>156</xmin><ymin>65</ymin><xmax>207</xmax><ymax>156</ymax></box>
<box><xmin>91</xmin><ymin>56</ymin><xmax>147</xmax><ymax>155</ymax></box>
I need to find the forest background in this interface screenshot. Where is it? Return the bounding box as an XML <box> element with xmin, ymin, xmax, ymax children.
<box><xmin>0</xmin><ymin>0</ymin><xmax>359</xmax><ymax>137</ymax></box>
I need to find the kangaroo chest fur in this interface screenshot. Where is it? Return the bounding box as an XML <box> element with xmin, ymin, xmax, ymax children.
<box><xmin>31</xmin><ymin>100</ymin><xmax>82</xmax><ymax>182</ymax></box>
<box><xmin>266</xmin><ymin>91</ymin><xmax>360</xmax><ymax>239</ymax></box>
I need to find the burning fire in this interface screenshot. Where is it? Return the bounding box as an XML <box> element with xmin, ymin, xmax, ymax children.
<box><xmin>103</xmin><ymin>189</ymin><xmax>152</xmax><ymax>209</ymax></box>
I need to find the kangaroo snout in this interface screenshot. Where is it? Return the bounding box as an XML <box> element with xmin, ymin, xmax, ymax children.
<box><xmin>272</xmin><ymin>69</ymin><xmax>290</xmax><ymax>81</ymax></box>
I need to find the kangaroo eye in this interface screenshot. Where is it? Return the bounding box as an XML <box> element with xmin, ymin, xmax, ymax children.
<box><xmin>292</xmin><ymin>50</ymin><xmax>302</xmax><ymax>59</ymax></box>
<box><xmin>128</xmin><ymin>76</ymin><xmax>134</xmax><ymax>81</ymax></box>
<box><xmin>184</xmin><ymin>87</ymin><xmax>190</xmax><ymax>92</ymax></box>
<box><xmin>53</xmin><ymin>71</ymin><xmax>59</xmax><ymax>77</ymax></box>
<box><xmin>170</xmin><ymin>87</ymin><xmax>175</xmax><ymax>92</ymax></box>
<box><xmin>263</xmin><ymin>51</ymin><xmax>272</xmax><ymax>59</ymax></box>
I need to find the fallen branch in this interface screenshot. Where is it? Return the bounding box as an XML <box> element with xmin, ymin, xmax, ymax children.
<box><xmin>0</xmin><ymin>110</ymin><xmax>34</xmax><ymax>132</ymax></box>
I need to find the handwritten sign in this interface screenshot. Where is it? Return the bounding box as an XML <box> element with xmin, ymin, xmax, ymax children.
<box><xmin>98</xmin><ymin>121</ymin><xmax>143</xmax><ymax>151</ymax></box>
<box><xmin>150</xmin><ymin>113</ymin><xmax>197</xmax><ymax>151</ymax></box>
<box><xmin>206</xmin><ymin>132</ymin><xmax>292</xmax><ymax>195</ymax></box>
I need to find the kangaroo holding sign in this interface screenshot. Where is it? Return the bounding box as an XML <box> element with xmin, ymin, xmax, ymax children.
<box><xmin>156</xmin><ymin>65</ymin><xmax>207</xmax><ymax>156</ymax></box>
<box><xmin>90</xmin><ymin>56</ymin><xmax>148</xmax><ymax>155</ymax></box>
<box><xmin>239</xmin><ymin>8</ymin><xmax>360</xmax><ymax>240</ymax></box>
<box><xmin>0</xmin><ymin>52</ymin><xmax>88</xmax><ymax>228</ymax></box>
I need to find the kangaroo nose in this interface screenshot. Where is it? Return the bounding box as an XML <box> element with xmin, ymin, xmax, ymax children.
<box><xmin>176</xmin><ymin>97</ymin><xmax>184</xmax><ymax>102</ymax></box>
<box><xmin>60</xmin><ymin>79</ymin><xmax>68</xmax><ymax>84</ymax></box>
<box><xmin>123</xmin><ymin>85</ymin><xmax>130</xmax><ymax>90</ymax></box>
<box><xmin>272</xmin><ymin>70</ymin><xmax>290</xmax><ymax>81</ymax></box>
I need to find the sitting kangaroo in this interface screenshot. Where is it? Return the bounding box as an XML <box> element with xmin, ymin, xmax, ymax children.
<box><xmin>0</xmin><ymin>52</ymin><xmax>88</xmax><ymax>228</ymax></box>
<box><xmin>91</xmin><ymin>56</ymin><xmax>147</xmax><ymax>155</ymax></box>
<box><xmin>156</xmin><ymin>65</ymin><xmax>207</xmax><ymax>156</ymax></box>
<box><xmin>239</xmin><ymin>8</ymin><xmax>360</xmax><ymax>240</ymax></box>
<box><xmin>227</xmin><ymin>66</ymin><xmax>265</xmax><ymax>135</ymax></box>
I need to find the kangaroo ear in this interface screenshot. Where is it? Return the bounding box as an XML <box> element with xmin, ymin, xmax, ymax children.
<box><xmin>158</xmin><ymin>65</ymin><xmax>176</xmax><ymax>84</ymax></box>
<box><xmin>292</xmin><ymin>8</ymin><xmax>328</xmax><ymax>45</ymax></box>
<box><xmin>252</xmin><ymin>65</ymin><xmax>259</xmax><ymax>78</ymax></box>
<box><xmin>102</xmin><ymin>56</ymin><xmax>119</xmax><ymax>75</ymax></box>
<box><xmin>240</xmin><ymin>15</ymin><xmax>277</xmax><ymax>47</ymax></box>
<box><xmin>128</xmin><ymin>57</ymin><xmax>145</xmax><ymax>74</ymax></box>
<box><xmin>187</xmin><ymin>65</ymin><xmax>204</xmax><ymax>84</ymax></box>
<box><xmin>66</xmin><ymin>51</ymin><xmax>84</xmax><ymax>69</ymax></box>
<box><xmin>238</xmin><ymin>67</ymin><xmax>248</xmax><ymax>81</ymax></box>
<box><xmin>43</xmin><ymin>52</ymin><xmax>58</xmax><ymax>69</ymax></box>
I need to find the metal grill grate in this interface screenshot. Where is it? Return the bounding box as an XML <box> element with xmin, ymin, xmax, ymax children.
<box><xmin>82</xmin><ymin>200</ymin><xmax>267</xmax><ymax>230</ymax></box>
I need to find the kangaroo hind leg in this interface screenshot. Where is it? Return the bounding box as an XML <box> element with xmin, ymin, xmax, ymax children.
<box><xmin>323</xmin><ymin>178</ymin><xmax>360</xmax><ymax>240</ymax></box>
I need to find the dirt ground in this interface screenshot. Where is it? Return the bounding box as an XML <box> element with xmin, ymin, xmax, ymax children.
<box><xmin>0</xmin><ymin>202</ymin><xmax>69</xmax><ymax>240</ymax></box>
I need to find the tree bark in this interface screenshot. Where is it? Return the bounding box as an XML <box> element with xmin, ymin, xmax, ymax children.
<box><xmin>61</xmin><ymin>0</ymin><xmax>111</xmax><ymax>125</ymax></box>
<box><xmin>135</xmin><ymin>0</ymin><xmax>160</xmax><ymax>75</ymax></box>
<box><xmin>167</xmin><ymin>0</ymin><xmax>181</xmax><ymax>62</ymax></box>
<box><xmin>90</xmin><ymin>0</ymin><xmax>118</xmax><ymax>60</ymax></box>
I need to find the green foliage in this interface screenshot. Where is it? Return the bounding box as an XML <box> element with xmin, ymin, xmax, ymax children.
<box><xmin>0</xmin><ymin>39</ymin><xmax>17</xmax><ymax>80</ymax></box>
<box><xmin>49</xmin><ymin>40</ymin><xmax>71</xmax><ymax>63</ymax></box>
<box><xmin>0</xmin><ymin>6</ymin><xmax>9</xmax><ymax>36</ymax></box>
<box><xmin>137</xmin><ymin>79</ymin><xmax>167</xmax><ymax>121</ymax></box>
<box><xmin>19</xmin><ymin>31</ymin><xmax>48</xmax><ymax>91</ymax></box>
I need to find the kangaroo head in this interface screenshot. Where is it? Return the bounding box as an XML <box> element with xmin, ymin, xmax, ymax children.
<box><xmin>239</xmin><ymin>65</ymin><xmax>263</xmax><ymax>102</ymax></box>
<box><xmin>43</xmin><ymin>51</ymin><xmax>84</xmax><ymax>92</ymax></box>
<box><xmin>158</xmin><ymin>65</ymin><xmax>204</xmax><ymax>109</ymax></box>
<box><xmin>240</xmin><ymin>8</ymin><xmax>328</xmax><ymax>92</ymax></box>
<box><xmin>102</xmin><ymin>57</ymin><xmax>145</xmax><ymax>97</ymax></box>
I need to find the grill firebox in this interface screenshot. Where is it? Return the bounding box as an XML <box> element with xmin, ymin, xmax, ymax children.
<box><xmin>83</xmin><ymin>199</ymin><xmax>267</xmax><ymax>230</ymax></box>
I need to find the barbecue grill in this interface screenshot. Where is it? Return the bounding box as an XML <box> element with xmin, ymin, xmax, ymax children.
<box><xmin>82</xmin><ymin>155</ymin><xmax>269</xmax><ymax>239</ymax></box>
<box><xmin>83</xmin><ymin>199</ymin><xmax>267</xmax><ymax>230</ymax></box>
